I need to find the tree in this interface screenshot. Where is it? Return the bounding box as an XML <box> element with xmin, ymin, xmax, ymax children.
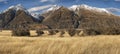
<box><xmin>12</xmin><ymin>23</ymin><xmax>30</xmax><ymax>36</ymax></box>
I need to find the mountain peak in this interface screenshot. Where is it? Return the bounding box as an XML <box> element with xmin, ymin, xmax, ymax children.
<box><xmin>80</xmin><ymin>4</ymin><xmax>91</xmax><ymax>8</ymax></box>
<box><xmin>47</xmin><ymin>5</ymin><xmax>60</xmax><ymax>12</ymax></box>
<box><xmin>3</xmin><ymin>4</ymin><xmax>27</xmax><ymax>13</ymax></box>
<box><xmin>69</xmin><ymin>4</ymin><xmax>111</xmax><ymax>14</ymax></box>
<box><xmin>46</xmin><ymin>4</ymin><xmax>111</xmax><ymax>14</ymax></box>
<box><xmin>55</xmin><ymin>6</ymin><xmax>69</xmax><ymax>11</ymax></box>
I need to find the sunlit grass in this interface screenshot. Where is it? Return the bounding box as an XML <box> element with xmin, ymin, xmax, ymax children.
<box><xmin>0</xmin><ymin>30</ymin><xmax>120</xmax><ymax>54</ymax></box>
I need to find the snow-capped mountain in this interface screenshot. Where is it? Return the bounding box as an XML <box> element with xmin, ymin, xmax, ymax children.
<box><xmin>1</xmin><ymin>4</ymin><xmax>120</xmax><ymax>30</ymax></box>
<box><xmin>31</xmin><ymin>13</ymin><xmax>40</xmax><ymax>19</ymax></box>
<box><xmin>3</xmin><ymin>4</ymin><xmax>28</xmax><ymax>13</ymax></box>
<box><xmin>0</xmin><ymin>4</ymin><xmax>39</xmax><ymax>29</ymax></box>
<box><xmin>45</xmin><ymin>4</ymin><xmax>112</xmax><ymax>14</ymax></box>
<box><xmin>42</xmin><ymin>6</ymin><xmax>79</xmax><ymax>29</ymax></box>
<box><xmin>46</xmin><ymin>5</ymin><xmax>61</xmax><ymax>12</ymax></box>
<box><xmin>69</xmin><ymin>4</ymin><xmax>111</xmax><ymax>14</ymax></box>
<box><xmin>2</xmin><ymin>4</ymin><xmax>44</xmax><ymax>21</ymax></box>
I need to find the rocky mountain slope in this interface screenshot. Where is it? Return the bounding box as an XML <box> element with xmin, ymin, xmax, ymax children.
<box><xmin>1</xmin><ymin>4</ymin><xmax>120</xmax><ymax>34</ymax></box>
<box><xmin>42</xmin><ymin>6</ymin><xmax>79</xmax><ymax>29</ymax></box>
<box><xmin>0</xmin><ymin>4</ymin><xmax>43</xmax><ymax>29</ymax></box>
<box><xmin>41</xmin><ymin>4</ymin><xmax>120</xmax><ymax>35</ymax></box>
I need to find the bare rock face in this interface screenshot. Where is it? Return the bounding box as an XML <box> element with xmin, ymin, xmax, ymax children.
<box><xmin>0</xmin><ymin>9</ymin><xmax>16</xmax><ymax>28</ymax></box>
<box><xmin>42</xmin><ymin>6</ymin><xmax>80</xmax><ymax>29</ymax></box>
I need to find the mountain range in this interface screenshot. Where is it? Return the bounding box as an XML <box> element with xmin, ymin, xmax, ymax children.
<box><xmin>0</xmin><ymin>4</ymin><xmax>120</xmax><ymax>31</ymax></box>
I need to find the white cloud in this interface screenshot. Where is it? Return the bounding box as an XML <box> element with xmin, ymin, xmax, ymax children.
<box><xmin>106</xmin><ymin>7</ymin><xmax>120</xmax><ymax>12</ymax></box>
<box><xmin>115</xmin><ymin>0</ymin><xmax>120</xmax><ymax>1</ymax></box>
<box><xmin>4</xmin><ymin>1</ymin><xmax>7</xmax><ymax>3</ymax></box>
<box><xmin>28</xmin><ymin>5</ymin><xmax>53</xmax><ymax>12</ymax></box>
<box><xmin>40</xmin><ymin>0</ymin><xmax>48</xmax><ymax>2</ymax></box>
<box><xmin>0</xmin><ymin>0</ymin><xmax>4</xmax><ymax>2</ymax></box>
<box><xmin>0</xmin><ymin>0</ymin><xmax>8</xmax><ymax>4</ymax></box>
<box><xmin>40</xmin><ymin>0</ymin><xmax>57</xmax><ymax>2</ymax></box>
<box><xmin>0</xmin><ymin>0</ymin><xmax>6</xmax><ymax>2</ymax></box>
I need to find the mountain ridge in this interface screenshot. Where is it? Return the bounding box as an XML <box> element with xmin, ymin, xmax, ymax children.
<box><xmin>45</xmin><ymin>4</ymin><xmax>112</xmax><ymax>15</ymax></box>
<box><xmin>1</xmin><ymin>4</ymin><xmax>120</xmax><ymax>31</ymax></box>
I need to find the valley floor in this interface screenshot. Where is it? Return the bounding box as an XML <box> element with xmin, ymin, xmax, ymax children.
<box><xmin>0</xmin><ymin>30</ymin><xmax>120</xmax><ymax>54</ymax></box>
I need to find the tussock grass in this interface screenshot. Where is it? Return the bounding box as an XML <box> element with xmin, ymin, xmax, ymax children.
<box><xmin>0</xmin><ymin>31</ymin><xmax>120</xmax><ymax>54</ymax></box>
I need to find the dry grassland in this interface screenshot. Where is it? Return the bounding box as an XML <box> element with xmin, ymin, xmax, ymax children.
<box><xmin>0</xmin><ymin>30</ymin><xmax>120</xmax><ymax>54</ymax></box>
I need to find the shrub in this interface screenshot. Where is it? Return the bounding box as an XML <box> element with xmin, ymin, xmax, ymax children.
<box><xmin>12</xmin><ymin>28</ymin><xmax>30</xmax><ymax>36</ymax></box>
<box><xmin>54</xmin><ymin>30</ymin><xmax>59</xmax><ymax>33</ymax></box>
<box><xmin>11</xmin><ymin>24</ymin><xmax>30</xmax><ymax>36</ymax></box>
<box><xmin>48</xmin><ymin>30</ymin><xmax>56</xmax><ymax>35</ymax></box>
<box><xmin>59</xmin><ymin>31</ymin><xmax>65</xmax><ymax>37</ymax></box>
<box><xmin>84</xmin><ymin>29</ymin><xmax>101</xmax><ymax>35</ymax></box>
<box><xmin>67</xmin><ymin>29</ymin><xmax>76</xmax><ymax>36</ymax></box>
<box><xmin>36</xmin><ymin>30</ymin><xmax>44</xmax><ymax>36</ymax></box>
<box><xmin>83</xmin><ymin>28</ymin><xmax>120</xmax><ymax>35</ymax></box>
<box><xmin>102</xmin><ymin>28</ymin><xmax>120</xmax><ymax>35</ymax></box>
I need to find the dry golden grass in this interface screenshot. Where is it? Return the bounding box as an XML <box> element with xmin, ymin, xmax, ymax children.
<box><xmin>0</xmin><ymin>30</ymin><xmax>120</xmax><ymax>54</ymax></box>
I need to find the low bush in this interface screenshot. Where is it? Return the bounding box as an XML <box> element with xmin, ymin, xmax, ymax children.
<box><xmin>11</xmin><ymin>24</ymin><xmax>30</xmax><ymax>36</ymax></box>
<box><xmin>48</xmin><ymin>30</ymin><xmax>56</xmax><ymax>35</ymax></box>
<box><xmin>12</xmin><ymin>28</ymin><xmax>30</xmax><ymax>36</ymax></box>
<box><xmin>83</xmin><ymin>28</ymin><xmax>120</xmax><ymax>35</ymax></box>
<box><xmin>102</xmin><ymin>28</ymin><xmax>120</xmax><ymax>35</ymax></box>
<box><xmin>67</xmin><ymin>29</ymin><xmax>76</xmax><ymax>36</ymax></box>
<box><xmin>84</xmin><ymin>29</ymin><xmax>101</xmax><ymax>35</ymax></box>
<box><xmin>59</xmin><ymin>31</ymin><xmax>65</xmax><ymax>37</ymax></box>
<box><xmin>36</xmin><ymin>30</ymin><xmax>44</xmax><ymax>36</ymax></box>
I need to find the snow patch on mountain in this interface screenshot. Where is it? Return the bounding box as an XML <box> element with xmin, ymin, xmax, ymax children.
<box><xmin>31</xmin><ymin>13</ymin><xmax>40</xmax><ymax>20</ymax></box>
<box><xmin>3</xmin><ymin>4</ymin><xmax>28</xmax><ymax>13</ymax></box>
<box><xmin>1</xmin><ymin>4</ymin><xmax>42</xmax><ymax>20</ymax></box>
<box><xmin>69</xmin><ymin>4</ymin><xmax>111</xmax><ymax>14</ymax></box>
<box><xmin>45</xmin><ymin>4</ymin><xmax>112</xmax><ymax>14</ymax></box>
<box><xmin>46</xmin><ymin>5</ymin><xmax>60</xmax><ymax>12</ymax></box>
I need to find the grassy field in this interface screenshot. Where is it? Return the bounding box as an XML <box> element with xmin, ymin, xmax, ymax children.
<box><xmin>0</xmin><ymin>30</ymin><xmax>120</xmax><ymax>54</ymax></box>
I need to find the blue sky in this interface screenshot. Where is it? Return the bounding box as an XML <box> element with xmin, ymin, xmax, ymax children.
<box><xmin>0</xmin><ymin>0</ymin><xmax>120</xmax><ymax>15</ymax></box>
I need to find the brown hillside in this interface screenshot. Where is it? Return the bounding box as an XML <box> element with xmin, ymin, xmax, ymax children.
<box><xmin>42</xmin><ymin>7</ymin><xmax>120</xmax><ymax>35</ymax></box>
<box><xmin>42</xmin><ymin>6</ymin><xmax>79</xmax><ymax>29</ymax></box>
<box><xmin>77</xmin><ymin>9</ymin><xmax>120</xmax><ymax>29</ymax></box>
<box><xmin>0</xmin><ymin>9</ymin><xmax>16</xmax><ymax>28</ymax></box>
<box><xmin>77</xmin><ymin>9</ymin><xmax>120</xmax><ymax>35</ymax></box>
<box><xmin>3</xmin><ymin>10</ymin><xmax>35</xmax><ymax>29</ymax></box>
